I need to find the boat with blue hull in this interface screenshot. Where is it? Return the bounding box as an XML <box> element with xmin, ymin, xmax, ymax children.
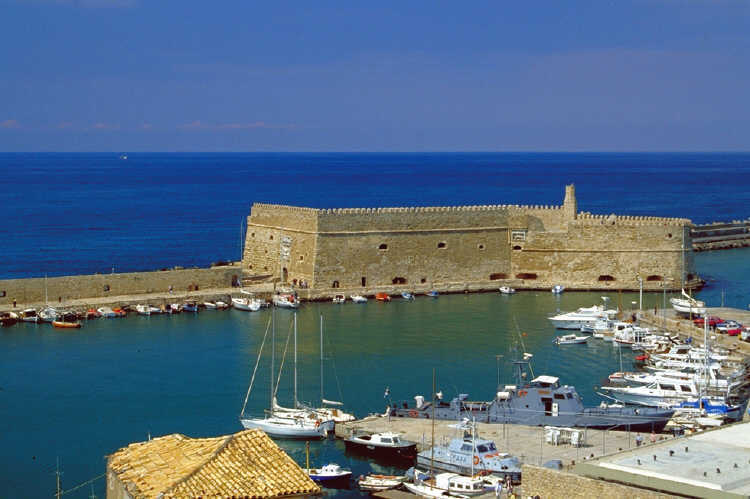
<box><xmin>392</xmin><ymin>363</ymin><xmax>675</xmax><ymax>432</ymax></box>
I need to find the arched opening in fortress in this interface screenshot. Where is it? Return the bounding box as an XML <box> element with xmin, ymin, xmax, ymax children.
<box><xmin>489</xmin><ymin>273</ymin><xmax>508</xmax><ymax>280</ymax></box>
<box><xmin>598</xmin><ymin>275</ymin><xmax>616</xmax><ymax>281</ymax></box>
<box><xmin>361</xmin><ymin>277</ymin><xmax>366</xmax><ymax>287</ymax></box>
<box><xmin>516</xmin><ymin>273</ymin><xmax>538</xmax><ymax>280</ymax></box>
<box><xmin>437</xmin><ymin>242</ymin><xmax>446</xmax><ymax>249</ymax></box>
<box><xmin>332</xmin><ymin>280</ymin><xmax>340</xmax><ymax>288</ymax></box>
<box><xmin>512</xmin><ymin>245</ymin><xmax>522</xmax><ymax>251</ymax></box>
<box><xmin>646</xmin><ymin>275</ymin><xmax>663</xmax><ymax>282</ymax></box>
<box><xmin>378</xmin><ymin>243</ymin><xmax>388</xmax><ymax>250</ymax></box>
<box><xmin>392</xmin><ymin>277</ymin><xmax>407</xmax><ymax>285</ymax></box>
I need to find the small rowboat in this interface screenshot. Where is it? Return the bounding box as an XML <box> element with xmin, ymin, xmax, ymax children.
<box><xmin>52</xmin><ymin>320</ymin><xmax>82</xmax><ymax>329</ymax></box>
<box><xmin>358</xmin><ymin>473</ymin><xmax>407</xmax><ymax>492</ymax></box>
<box><xmin>554</xmin><ymin>334</ymin><xmax>588</xmax><ymax>345</ymax></box>
<box><xmin>375</xmin><ymin>292</ymin><xmax>391</xmax><ymax>302</ymax></box>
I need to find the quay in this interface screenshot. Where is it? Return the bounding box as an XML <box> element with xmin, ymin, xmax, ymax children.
<box><xmin>336</xmin><ymin>416</ymin><xmax>653</xmax><ymax>468</ymax></box>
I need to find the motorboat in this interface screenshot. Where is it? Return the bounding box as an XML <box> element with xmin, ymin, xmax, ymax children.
<box><xmin>97</xmin><ymin>307</ymin><xmax>117</xmax><ymax>318</ymax></box>
<box><xmin>19</xmin><ymin>309</ymin><xmax>39</xmax><ymax>323</ymax></box>
<box><xmin>426</xmin><ymin>290</ymin><xmax>439</xmax><ymax>298</ymax></box>
<box><xmin>0</xmin><ymin>311</ymin><xmax>19</xmax><ymax>327</ymax></box>
<box><xmin>670</xmin><ymin>289</ymin><xmax>706</xmax><ymax>315</ymax></box>
<box><xmin>272</xmin><ymin>293</ymin><xmax>299</xmax><ymax>309</ymax></box>
<box><xmin>415</xmin><ymin>421</ymin><xmax>521</xmax><ymax>483</ymax></box>
<box><xmin>344</xmin><ymin>431</ymin><xmax>417</xmax><ymax>461</ymax></box>
<box><xmin>332</xmin><ymin>294</ymin><xmax>346</xmax><ymax>304</ymax></box>
<box><xmin>599</xmin><ymin>379</ymin><xmax>705</xmax><ymax>407</ymax></box>
<box><xmin>357</xmin><ymin>474</ymin><xmax>407</xmax><ymax>492</ymax></box>
<box><xmin>203</xmin><ymin>301</ymin><xmax>217</xmax><ymax>309</ymax></box>
<box><xmin>303</xmin><ymin>463</ymin><xmax>352</xmax><ymax>486</ymax></box>
<box><xmin>39</xmin><ymin>306</ymin><xmax>59</xmax><ymax>322</ymax></box>
<box><xmin>135</xmin><ymin>304</ymin><xmax>151</xmax><ymax>316</ymax></box>
<box><xmin>392</xmin><ymin>365</ymin><xmax>676</xmax><ymax>431</ymax></box>
<box><xmin>183</xmin><ymin>301</ymin><xmax>199</xmax><ymax>313</ymax></box>
<box><xmin>169</xmin><ymin>303</ymin><xmax>182</xmax><ymax>314</ymax></box>
<box><xmin>52</xmin><ymin>320</ymin><xmax>82</xmax><ymax>329</ymax></box>
<box><xmin>404</xmin><ymin>473</ymin><xmax>486</xmax><ymax>497</ymax></box>
<box><xmin>554</xmin><ymin>334</ymin><xmax>588</xmax><ymax>345</ymax></box>
<box><xmin>350</xmin><ymin>295</ymin><xmax>368</xmax><ymax>303</ymax></box>
<box><xmin>112</xmin><ymin>307</ymin><xmax>127</xmax><ymax>317</ymax></box>
<box><xmin>375</xmin><ymin>292</ymin><xmax>391</xmax><ymax>302</ymax></box>
<box><xmin>551</xmin><ymin>285</ymin><xmax>565</xmax><ymax>294</ymax></box>
<box><xmin>401</xmin><ymin>291</ymin><xmax>415</xmax><ymax>300</ymax></box>
<box><xmin>232</xmin><ymin>296</ymin><xmax>261</xmax><ymax>311</ymax></box>
<box><xmin>548</xmin><ymin>305</ymin><xmax>616</xmax><ymax>330</ymax></box>
<box><xmin>215</xmin><ymin>300</ymin><xmax>229</xmax><ymax>309</ymax></box>
<box><xmin>499</xmin><ymin>286</ymin><xmax>516</xmax><ymax>294</ymax></box>
<box><xmin>86</xmin><ymin>308</ymin><xmax>101</xmax><ymax>319</ymax></box>
<box><xmin>148</xmin><ymin>305</ymin><xmax>162</xmax><ymax>314</ymax></box>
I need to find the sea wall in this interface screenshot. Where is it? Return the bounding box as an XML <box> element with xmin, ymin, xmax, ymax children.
<box><xmin>0</xmin><ymin>266</ymin><xmax>240</xmax><ymax>307</ymax></box>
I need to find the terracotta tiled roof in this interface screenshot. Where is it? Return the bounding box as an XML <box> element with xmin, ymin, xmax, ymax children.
<box><xmin>107</xmin><ymin>429</ymin><xmax>320</xmax><ymax>498</ymax></box>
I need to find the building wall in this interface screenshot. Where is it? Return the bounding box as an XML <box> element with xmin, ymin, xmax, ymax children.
<box><xmin>106</xmin><ymin>466</ymin><xmax>133</xmax><ymax>499</ymax></box>
<box><xmin>0</xmin><ymin>266</ymin><xmax>239</xmax><ymax>306</ymax></box>
<box><xmin>241</xmin><ymin>186</ymin><xmax>695</xmax><ymax>292</ymax></box>
<box><xmin>522</xmin><ymin>464</ymin><xmax>680</xmax><ymax>499</ymax></box>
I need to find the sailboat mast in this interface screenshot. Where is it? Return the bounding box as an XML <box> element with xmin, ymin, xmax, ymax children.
<box><xmin>294</xmin><ymin>313</ymin><xmax>298</xmax><ymax>409</ymax></box>
<box><xmin>320</xmin><ymin>314</ymin><xmax>324</xmax><ymax>404</ymax></box>
<box><xmin>271</xmin><ymin>307</ymin><xmax>275</xmax><ymax>409</ymax></box>
<box><xmin>431</xmin><ymin>368</ymin><xmax>435</xmax><ymax>474</ymax></box>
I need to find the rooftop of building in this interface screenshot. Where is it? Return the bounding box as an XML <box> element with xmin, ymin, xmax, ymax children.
<box><xmin>107</xmin><ymin>429</ymin><xmax>320</xmax><ymax>498</ymax></box>
<box><xmin>576</xmin><ymin>421</ymin><xmax>750</xmax><ymax>498</ymax></box>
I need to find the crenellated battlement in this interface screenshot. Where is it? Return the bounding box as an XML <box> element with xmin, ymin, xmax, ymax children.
<box><xmin>573</xmin><ymin>211</ymin><xmax>690</xmax><ymax>227</ymax></box>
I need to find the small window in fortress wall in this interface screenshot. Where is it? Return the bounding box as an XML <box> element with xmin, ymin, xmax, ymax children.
<box><xmin>598</xmin><ymin>275</ymin><xmax>616</xmax><ymax>282</ymax></box>
<box><xmin>332</xmin><ymin>281</ymin><xmax>340</xmax><ymax>288</ymax></box>
<box><xmin>299</xmin><ymin>255</ymin><xmax>304</xmax><ymax>261</ymax></box>
<box><xmin>647</xmin><ymin>275</ymin><xmax>663</xmax><ymax>282</ymax></box>
<box><xmin>392</xmin><ymin>277</ymin><xmax>407</xmax><ymax>285</ymax></box>
<box><xmin>478</xmin><ymin>244</ymin><xmax>485</xmax><ymax>250</ymax></box>
<box><xmin>437</xmin><ymin>242</ymin><xmax>446</xmax><ymax>249</ymax></box>
<box><xmin>666</xmin><ymin>233</ymin><xmax>672</xmax><ymax>238</ymax></box>
<box><xmin>251</xmin><ymin>232</ymin><xmax>255</xmax><ymax>237</ymax></box>
<box><xmin>512</xmin><ymin>245</ymin><xmax>522</xmax><ymax>251</ymax></box>
<box><xmin>421</xmin><ymin>278</ymin><xmax>427</xmax><ymax>284</ymax></box>
<box><xmin>489</xmin><ymin>273</ymin><xmax>508</xmax><ymax>280</ymax></box>
<box><xmin>378</xmin><ymin>243</ymin><xmax>388</xmax><ymax>250</ymax></box>
<box><xmin>515</xmin><ymin>273</ymin><xmax>537</xmax><ymax>280</ymax></box>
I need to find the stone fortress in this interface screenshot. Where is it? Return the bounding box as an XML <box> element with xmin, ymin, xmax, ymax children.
<box><xmin>242</xmin><ymin>185</ymin><xmax>700</xmax><ymax>297</ymax></box>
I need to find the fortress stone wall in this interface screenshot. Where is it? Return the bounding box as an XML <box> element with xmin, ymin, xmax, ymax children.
<box><xmin>242</xmin><ymin>185</ymin><xmax>696</xmax><ymax>294</ymax></box>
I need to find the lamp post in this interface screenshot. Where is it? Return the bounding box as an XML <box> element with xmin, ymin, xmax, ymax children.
<box><xmin>637</xmin><ymin>275</ymin><xmax>643</xmax><ymax>313</ymax></box>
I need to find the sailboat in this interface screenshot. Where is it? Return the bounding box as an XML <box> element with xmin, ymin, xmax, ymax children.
<box><xmin>272</xmin><ymin>314</ymin><xmax>355</xmax><ymax>425</ymax></box>
<box><xmin>239</xmin><ymin>314</ymin><xmax>328</xmax><ymax>439</ymax></box>
<box><xmin>39</xmin><ymin>274</ymin><xmax>58</xmax><ymax>323</ymax></box>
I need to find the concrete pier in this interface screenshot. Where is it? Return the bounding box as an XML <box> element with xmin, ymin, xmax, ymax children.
<box><xmin>336</xmin><ymin>416</ymin><xmax>664</xmax><ymax>469</ymax></box>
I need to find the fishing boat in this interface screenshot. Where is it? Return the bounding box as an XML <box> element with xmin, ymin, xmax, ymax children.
<box><xmin>551</xmin><ymin>285</ymin><xmax>565</xmax><ymax>294</ymax></box>
<box><xmin>304</xmin><ymin>463</ymin><xmax>352</xmax><ymax>486</ymax></box>
<box><xmin>135</xmin><ymin>304</ymin><xmax>151</xmax><ymax>316</ymax></box>
<box><xmin>357</xmin><ymin>473</ymin><xmax>407</xmax><ymax>492</ymax></box>
<box><xmin>19</xmin><ymin>309</ymin><xmax>39</xmax><ymax>323</ymax></box>
<box><xmin>554</xmin><ymin>334</ymin><xmax>589</xmax><ymax>345</ymax></box>
<box><xmin>0</xmin><ymin>311</ymin><xmax>19</xmax><ymax>327</ymax></box>
<box><xmin>39</xmin><ymin>306</ymin><xmax>59</xmax><ymax>322</ymax></box>
<box><xmin>350</xmin><ymin>294</ymin><xmax>368</xmax><ymax>303</ymax></box>
<box><xmin>332</xmin><ymin>294</ymin><xmax>346</xmax><ymax>304</ymax></box>
<box><xmin>182</xmin><ymin>301</ymin><xmax>199</xmax><ymax>313</ymax></box>
<box><xmin>344</xmin><ymin>431</ymin><xmax>417</xmax><ymax>461</ymax></box>
<box><xmin>392</xmin><ymin>362</ymin><xmax>676</xmax><ymax>431</ymax></box>
<box><xmin>97</xmin><ymin>307</ymin><xmax>117</xmax><ymax>318</ymax></box>
<box><xmin>427</xmin><ymin>290</ymin><xmax>439</xmax><ymax>298</ymax></box>
<box><xmin>52</xmin><ymin>320</ymin><xmax>82</xmax><ymax>329</ymax></box>
<box><xmin>401</xmin><ymin>291</ymin><xmax>415</xmax><ymax>300</ymax></box>
<box><xmin>375</xmin><ymin>292</ymin><xmax>391</xmax><ymax>302</ymax></box>
<box><xmin>215</xmin><ymin>300</ymin><xmax>229</xmax><ymax>309</ymax></box>
<box><xmin>203</xmin><ymin>301</ymin><xmax>218</xmax><ymax>309</ymax></box>
<box><xmin>168</xmin><ymin>303</ymin><xmax>182</xmax><ymax>314</ymax></box>
<box><xmin>86</xmin><ymin>308</ymin><xmax>101</xmax><ymax>319</ymax></box>
<box><xmin>499</xmin><ymin>286</ymin><xmax>516</xmax><ymax>294</ymax></box>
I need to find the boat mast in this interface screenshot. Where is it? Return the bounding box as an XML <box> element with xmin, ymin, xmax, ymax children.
<box><xmin>271</xmin><ymin>307</ymin><xmax>275</xmax><ymax>411</ymax></box>
<box><xmin>431</xmin><ymin>368</ymin><xmax>435</xmax><ymax>474</ymax></box>
<box><xmin>294</xmin><ymin>313</ymin><xmax>298</xmax><ymax>409</ymax></box>
<box><xmin>320</xmin><ymin>314</ymin><xmax>324</xmax><ymax>404</ymax></box>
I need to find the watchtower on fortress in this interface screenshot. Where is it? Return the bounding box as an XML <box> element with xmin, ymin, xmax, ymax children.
<box><xmin>241</xmin><ymin>185</ymin><xmax>697</xmax><ymax>295</ymax></box>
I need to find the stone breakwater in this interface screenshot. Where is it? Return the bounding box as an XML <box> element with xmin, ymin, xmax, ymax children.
<box><xmin>0</xmin><ymin>265</ymin><xmax>241</xmax><ymax>310</ymax></box>
<box><xmin>692</xmin><ymin>220</ymin><xmax>750</xmax><ymax>252</ymax></box>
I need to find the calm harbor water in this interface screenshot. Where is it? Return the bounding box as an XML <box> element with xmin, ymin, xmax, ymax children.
<box><xmin>0</xmin><ymin>153</ymin><xmax>748</xmax><ymax>496</ymax></box>
<box><xmin>1</xmin><ymin>247</ymin><xmax>748</xmax><ymax>498</ymax></box>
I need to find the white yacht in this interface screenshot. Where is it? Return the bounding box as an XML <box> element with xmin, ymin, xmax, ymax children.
<box><xmin>670</xmin><ymin>289</ymin><xmax>706</xmax><ymax>315</ymax></box>
<box><xmin>350</xmin><ymin>294</ymin><xmax>367</xmax><ymax>303</ymax></box>
<box><xmin>549</xmin><ymin>305</ymin><xmax>616</xmax><ymax>330</ymax></box>
<box><xmin>232</xmin><ymin>296</ymin><xmax>262</xmax><ymax>311</ymax></box>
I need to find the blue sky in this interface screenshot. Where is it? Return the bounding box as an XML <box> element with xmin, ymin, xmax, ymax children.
<box><xmin>1</xmin><ymin>0</ymin><xmax>748</xmax><ymax>151</ymax></box>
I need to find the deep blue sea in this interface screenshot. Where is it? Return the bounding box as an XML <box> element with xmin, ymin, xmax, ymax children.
<box><xmin>1</xmin><ymin>153</ymin><xmax>749</xmax><ymax>498</ymax></box>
